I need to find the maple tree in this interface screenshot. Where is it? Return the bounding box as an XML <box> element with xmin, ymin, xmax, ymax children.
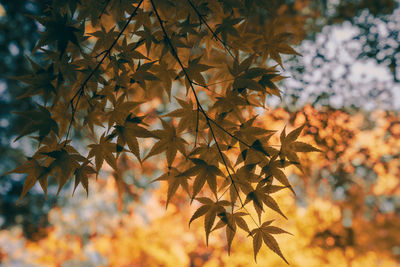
<box><xmin>3</xmin><ymin>0</ymin><xmax>325</xmax><ymax>262</ymax></box>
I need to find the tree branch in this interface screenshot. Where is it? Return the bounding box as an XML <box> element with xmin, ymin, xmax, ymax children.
<box><xmin>63</xmin><ymin>0</ymin><xmax>144</xmax><ymax>144</ymax></box>
<box><xmin>98</xmin><ymin>0</ymin><xmax>111</xmax><ymax>20</ymax></box>
<box><xmin>150</xmin><ymin>0</ymin><xmax>259</xmax><ymax>227</ymax></box>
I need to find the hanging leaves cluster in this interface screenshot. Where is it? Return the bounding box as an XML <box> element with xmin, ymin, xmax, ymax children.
<box><xmin>6</xmin><ymin>0</ymin><xmax>320</xmax><ymax>263</ymax></box>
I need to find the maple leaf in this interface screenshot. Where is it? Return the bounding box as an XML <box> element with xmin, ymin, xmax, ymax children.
<box><xmin>237</xmin><ymin>117</ymin><xmax>272</xmax><ymax>138</ymax></box>
<box><xmin>130</xmin><ymin>60</ymin><xmax>159</xmax><ymax>89</ymax></box>
<box><xmin>88</xmin><ymin>133</ymin><xmax>118</xmax><ymax>172</ymax></box>
<box><xmin>107</xmin><ymin>96</ymin><xmax>142</xmax><ymax>126</ymax></box>
<box><xmin>117</xmin><ymin>38</ymin><xmax>149</xmax><ymax>63</ymax></box>
<box><xmin>212</xmin><ymin>211</ymin><xmax>250</xmax><ymax>254</ymax></box>
<box><xmin>228</xmin><ymin>56</ymin><xmax>270</xmax><ymax>94</ymax></box>
<box><xmin>132</xmin><ymin>8</ymin><xmax>152</xmax><ymax>32</ymax></box>
<box><xmin>178</xmin><ymin>15</ymin><xmax>201</xmax><ymax>36</ymax></box>
<box><xmin>212</xmin><ymin>90</ymin><xmax>250</xmax><ymax>120</ymax></box>
<box><xmin>250</xmin><ymin>221</ymin><xmax>291</xmax><ymax>263</ymax></box>
<box><xmin>43</xmin><ymin>148</ymin><xmax>85</xmax><ymax>196</ymax></box>
<box><xmin>14</xmin><ymin>58</ymin><xmax>56</xmax><ymax>103</ymax></box>
<box><xmin>177</xmin><ymin>56</ymin><xmax>213</xmax><ymax>89</ymax></box>
<box><xmin>280</xmin><ymin>125</ymin><xmax>321</xmax><ymax>167</ymax></box>
<box><xmin>73</xmin><ymin>162</ymin><xmax>96</xmax><ymax>196</ymax></box>
<box><xmin>214</xmin><ymin>15</ymin><xmax>243</xmax><ymax>43</ymax></box>
<box><xmin>152</xmin><ymin>167</ymin><xmax>191</xmax><ymax>208</ymax></box>
<box><xmin>14</xmin><ymin>105</ymin><xmax>59</xmax><ymax>142</ymax></box>
<box><xmin>164</xmin><ymin>98</ymin><xmax>200</xmax><ymax>133</ymax></box>
<box><xmin>189</xmin><ymin>197</ymin><xmax>230</xmax><ymax>245</ymax></box>
<box><xmin>207</xmin><ymin>117</ymin><xmax>238</xmax><ymax>146</ymax></box>
<box><xmin>235</xmin><ymin>118</ymin><xmax>277</xmax><ymax>155</ymax></box>
<box><xmin>186</xmin><ymin>158</ymin><xmax>225</xmax><ymax>200</ymax></box>
<box><xmin>258</xmin><ymin>70</ymin><xmax>284</xmax><ymax>98</ymax></box>
<box><xmin>244</xmin><ymin>182</ymin><xmax>287</xmax><ymax>221</ymax></box>
<box><xmin>221</xmin><ymin>164</ymin><xmax>257</xmax><ymax>205</ymax></box>
<box><xmin>235</xmin><ymin>138</ymin><xmax>277</xmax><ymax>166</ymax></box>
<box><xmin>4</xmin><ymin>159</ymin><xmax>50</xmax><ymax>204</ymax></box>
<box><xmin>136</xmin><ymin>26</ymin><xmax>157</xmax><ymax>55</ymax></box>
<box><xmin>111</xmin><ymin>115</ymin><xmax>154</xmax><ymax>162</ymax></box>
<box><xmin>228</xmin><ymin>55</ymin><xmax>254</xmax><ymax>76</ymax></box>
<box><xmin>258</xmin><ymin>22</ymin><xmax>301</xmax><ymax>67</ymax></box>
<box><xmin>261</xmin><ymin>156</ymin><xmax>296</xmax><ymax>194</ymax></box>
<box><xmin>144</xmin><ymin>119</ymin><xmax>187</xmax><ymax>167</ymax></box>
<box><xmin>89</xmin><ymin>25</ymin><xmax>119</xmax><ymax>53</ymax></box>
<box><xmin>84</xmin><ymin>107</ymin><xmax>105</xmax><ymax>133</ymax></box>
<box><xmin>33</xmin><ymin>14</ymin><xmax>83</xmax><ymax>57</ymax></box>
<box><xmin>152</xmin><ymin>60</ymin><xmax>176</xmax><ymax>99</ymax></box>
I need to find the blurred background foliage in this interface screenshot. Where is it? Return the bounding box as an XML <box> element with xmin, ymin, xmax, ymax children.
<box><xmin>0</xmin><ymin>0</ymin><xmax>399</xmax><ymax>266</ymax></box>
<box><xmin>0</xmin><ymin>0</ymin><xmax>58</xmax><ymax>240</ymax></box>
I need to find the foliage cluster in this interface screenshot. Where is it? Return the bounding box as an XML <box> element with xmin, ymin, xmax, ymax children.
<box><xmin>2</xmin><ymin>0</ymin><xmax>399</xmax><ymax>240</ymax></box>
<box><xmin>3</xmin><ymin>0</ymin><xmax>326</xmax><ymax>262</ymax></box>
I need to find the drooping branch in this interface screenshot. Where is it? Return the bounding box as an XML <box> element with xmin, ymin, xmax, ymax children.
<box><xmin>150</xmin><ymin>0</ymin><xmax>259</xmax><ymax>227</ymax></box>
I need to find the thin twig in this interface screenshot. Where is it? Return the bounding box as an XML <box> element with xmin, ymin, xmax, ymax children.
<box><xmin>94</xmin><ymin>49</ymin><xmax>108</xmax><ymax>59</ymax></box>
<box><xmin>194</xmin><ymin>107</ymin><xmax>199</xmax><ymax>147</ymax></box>
<box><xmin>217</xmin><ymin>182</ymin><xmax>259</xmax><ymax>230</ymax></box>
<box><xmin>207</xmin><ymin>117</ymin><xmax>252</xmax><ymax>148</ymax></box>
<box><xmin>193</xmin><ymin>78</ymin><xmax>235</xmax><ymax>87</ymax></box>
<box><xmin>186</xmin><ymin>0</ymin><xmax>235</xmax><ymax>59</ymax></box>
<box><xmin>192</xmin><ymin>81</ymin><xmax>224</xmax><ymax>97</ymax></box>
<box><xmin>64</xmin><ymin>89</ymin><xmax>83</xmax><ymax>145</ymax></box>
<box><xmin>98</xmin><ymin>0</ymin><xmax>111</xmax><ymax>20</ymax></box>
<box><xmin>192</xmin><ymin>81</ymin><xmax>277</xmax><ymax>152</ymax></box>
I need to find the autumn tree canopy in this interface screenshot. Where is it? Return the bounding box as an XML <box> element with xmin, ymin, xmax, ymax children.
<box><xmin>4</xmin><ymin>0</ymin><xmax>325</xmax><ymax>263</ymax></box>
